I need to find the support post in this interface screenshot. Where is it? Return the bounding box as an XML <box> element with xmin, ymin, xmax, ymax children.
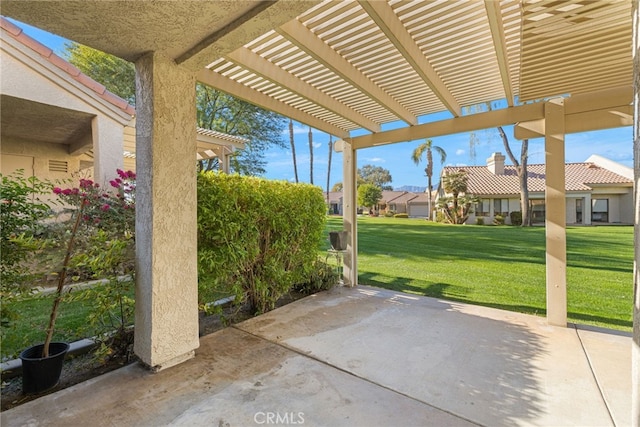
<box><xmin>134</xmin><ymin>52</ymin><xmax>199</xmax><ymax>370</ymax></box>
<box><xmin>92</xmin><ymin>115</ymin><xmax>124</xmax><ymax>186</ymax></box>
<box><xmin>544</xmin><ymin>98</ymin><xmax>567</xmax><ymax>327</ymax></box>
<box><xmin>342</xmin><ymin>141</ymin><xmax>358</xmax><ymax>287</ymax></box>
<box><xmin>631</xmin><ymin>1</ymin><xmax>639</xmax><ymax>425</ymax></box>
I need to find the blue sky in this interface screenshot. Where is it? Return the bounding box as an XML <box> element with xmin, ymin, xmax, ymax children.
<box><xmin>12</xmin><ymin>18</ymin><xmax>633</xmax><ymax>191</ymax></box>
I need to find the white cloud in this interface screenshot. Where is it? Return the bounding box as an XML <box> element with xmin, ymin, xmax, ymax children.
<box><xmin>455</xmin><ymin>149</ymin><xmax>465</xmax><ymax>156</ymax></box>
<box><xmin>313</xmin><ymin>142</ymin><xmax>322</xmax><ymax>149</ymax></box>
<box><xmin>365</xmin><ymin>157</ymin><xmax>385</xmax><ymax>163</ymax></box>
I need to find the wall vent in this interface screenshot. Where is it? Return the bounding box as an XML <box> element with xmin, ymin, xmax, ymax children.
<box><xmin>49</xmin><ymin>160</ymin><xmax>68</xmax><ymax>173</ymax></box>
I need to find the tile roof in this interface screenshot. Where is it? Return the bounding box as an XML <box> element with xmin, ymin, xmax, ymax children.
<box><xmin>1</xmin><ymin>16</ymin><xmax>136</xmax><ymax>116</ymax></box>
<box><xmin>386</xmin><ymin>192</ymin><xmax>419</xmax><ymax>204</ymax></box>
<box><xmin>442</xmin><ymin>162</ymin><xmax>632</xmax><ymax>196</ymax></box>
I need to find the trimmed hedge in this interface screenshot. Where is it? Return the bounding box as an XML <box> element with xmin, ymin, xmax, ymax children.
<box><xmin>197</xmin><ymin>173</ymin><xmax>327</xmax><ymax>313</ymax></box>
<box><xmin>394</xmin><ymin>213</ymin><xmax>409</xmax><ymax>218</ymax></box>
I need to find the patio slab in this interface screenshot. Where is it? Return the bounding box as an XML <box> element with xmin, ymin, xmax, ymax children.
<box><xmin>1</xmin><ymin>286</ymin><xmax>631</xmax><ymax>426</ymax></box>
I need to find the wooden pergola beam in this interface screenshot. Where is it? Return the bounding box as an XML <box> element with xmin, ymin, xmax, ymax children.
<box><xmin>227</xmin><ymin>47</ymin><xmax>380</xmax><ymax>132</ymax></box>
<box><xmin>277</xmin><ymin>19</ymin><xmax>418</xmax><ymax>126</ymax></box>
<box><xmin>197</xmin><ymin>68</ymin><xmax>350</xmax><ymax>139</ymax></box>
<box><xmin>358</xmin><ymin>0</ymin><xmax>462</xmax><ymax>117</ymax></box>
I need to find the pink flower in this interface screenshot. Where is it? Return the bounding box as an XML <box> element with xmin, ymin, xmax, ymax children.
<box><xmin>62</xmin><ymin>189</ymin><xmax>72</xmax><ymax>196</ymax></box>
<box><xmin>53</xmin><ymin>187</ymin><xmax>62</xmax><ymax>194</ymax></box>
<box><xmin>79</xmin><ymin>179</ymin><xmax>93</xmax><ymax>189</ymax></box>
<box><xmin>109</xmin><ymin>180</ymin><xmax>119</xmax><ymax>188</ymax></box>
<box><xmin>101</xmin><ymin>204</ymin><xmax>110</xmax><ymax>211</ymax></box>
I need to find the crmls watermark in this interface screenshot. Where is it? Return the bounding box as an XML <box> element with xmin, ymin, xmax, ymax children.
<box><xmin>253</xmin><ymin>411</ymin><xmax>305</xmax><ymax>425</ymax></box>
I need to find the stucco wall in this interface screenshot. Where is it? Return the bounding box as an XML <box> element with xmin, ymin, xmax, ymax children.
<box><xmin>1</xmin><ymin>135</ymin><xmax>82</xmax><ymax>181</ymax></box>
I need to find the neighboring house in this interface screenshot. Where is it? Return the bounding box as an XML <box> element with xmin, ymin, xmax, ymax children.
<box><xmin>437</xmin><ymin>152</ymin><xmax>634</xmax><ymax>225</ymax></box>
<box><xmin>325</xmin><ymin>191</ymin><xmax>343</xmax><ymax>215</ymax></box>
<box><xmin>378</xmin><ymin>191</ymin><xmax>408</xmax><ymax>213</ymax></box>
<box><xmin>327</xmin><ymin>189</ymin><xmax>431</xmax><ymax>218</ymax></box>
<box><xmin>0</xmin><ymin>18</ymin><xmax>245</xmax><ymax>188</ymax></box>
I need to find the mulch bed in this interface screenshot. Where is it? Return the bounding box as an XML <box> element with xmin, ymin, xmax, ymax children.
<box><xmin>1</xmin><ymin>291</ymin><xmax>307</xmax><ymax>411</ymax></box>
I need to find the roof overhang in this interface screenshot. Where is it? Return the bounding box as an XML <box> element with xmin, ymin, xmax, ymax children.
<box><xmin>1</xmin><ymin>1</ymin><xmax>633</xmax><ymax>147</ymax></box>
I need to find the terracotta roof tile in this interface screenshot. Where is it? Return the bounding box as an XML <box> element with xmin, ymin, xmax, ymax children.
<box><xmin>442</xmin><ymin>162</ymin><xmax>632</xmax><ymax>196</ymax></box>
<box><xmin>1</xmin><ymin>17</ymin><xmax>135</xmax><ymax>117</ymax></box>
<box><xmin>408</xmin><ymin>193</ymin><xmax>428</xmax><ymax>203</ymax></box>
<box><xmin>0</xmin><ymin>16</ymin><xmax>22</xmax><ymax>36</ymax></box>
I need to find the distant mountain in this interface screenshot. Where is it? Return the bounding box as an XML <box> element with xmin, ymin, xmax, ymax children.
<box><xmin>394</xmin><ymin>185</ymin><xmax>427</xmax><ymax>193</ymax></box>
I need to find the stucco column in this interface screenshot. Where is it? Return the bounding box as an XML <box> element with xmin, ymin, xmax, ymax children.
<box><xmin>92</xmin><ymin>115</ymin><xmax>124</xmax><ymax>186</ymax></box>
<box><xmin>342</xmin><ymin>141</ymin><xmax>358</xmax><ymax>287</ymax></box>
<box><xmin>631</xmin><ymin>0</ymin><xmax>639</xmax><ymax>424</ymax></box>
<box><xmin>134</xmin><ymin>52</ymin><xmax>199</xmax><ymax>370</ymax></box>
<box><xmin>544</xmin><ymin>98</ymin><xmax>567</xmax><ymax>327</ymax></box>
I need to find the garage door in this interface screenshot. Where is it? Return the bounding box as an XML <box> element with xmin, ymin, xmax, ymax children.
<box><xmin>408</xmin><ymin>203</ymin><xmax>429</xmax><ymax>218</ymax></box>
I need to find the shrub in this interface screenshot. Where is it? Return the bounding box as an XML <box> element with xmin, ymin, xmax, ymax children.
<box><xmin>394</xmin><ymin>213</ymin><xmax>409</xmax><ymax>218</ymax></box>
<box><xmin>384</xmin><ymin>210</ymin><xmax>395</xmax><ymax>217</ymax></box>
<box><xmin>197</xmin><ymin>173</ymin><xmax>327</xmax><ymax>314</ymax></box>
<box><xmin>293</xmin><ymin>259</ymin><xmax>339</xmax><ymax>295</ymax></box>
<box><xmin>476</xmin><ymin>217</ymin><xmax>485</xmax><ymax>225</ymax></box>
<box><xmin>493</xmin><ymin>215</ymin><xmax>505</xmax><ymax>225</ymax></box>
<box><xmin>510</xmin><ymin>211</ymin><xmax>523</xmax><ymax>226</ymax></box>
<box><xmin>0</xmin><ymin>171</ymin><xmax>52</xmax><ymax>331</ymax></box>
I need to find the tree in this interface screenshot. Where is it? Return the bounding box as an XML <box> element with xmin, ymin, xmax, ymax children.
<box><xmin>195</xmin><ymin>85</ymin><xmax>286</xmax><ymax>176</ymax></box>
<box><xmin>358</xmin><ymin>165</ymin><xmax>392</xmax><ymax>190</ymax></box>
<box><xmin>65</xmin><ymin>43</ymin><xmax>286</xmax><ymax>175</ymax></box>
<box><xmin>289</xmin><ymin>119</ymin><xmax>299</xmax><ymax>183</ymax></box>
<box><xmin>331</xmin><ymin>182</ymin><xmax>343</xmax><ymax>192</ymax></box>
<box><xmin>411</xmin><ymin>139</ymin><xmax>446</xmax><ymax>220</ymax></box>
<box><xmin>357</xmin><ymin>184</ymin><xmax>382</xmax><ymax>214</ymax></box>
<box><xmin>439</xmin><ymin>170</ymin><xmax>476</xmax><ymax>224</ymax></box>
<box><xmin>326</xmin><ymin>134</ymin><xmax>333</xmax><ymax>202</ymax></box>
<box><xmin>308</xmin><ymin>127</ymin><xmax>314</xmax><ymax>184</ymax></box>
<box><xmin>65</xmin><ymin>42</ymin><xmax>135</xmax><ymax>104</ymax></box>
<box><xmin>497</xmin><ymin>127</ymin><xmax>530</xmax><ymax>226</ymax></box>
<box><xmin>466</xmin><ymin>102</ymin><xmax>531</xmax><ymax>227</ymax></box>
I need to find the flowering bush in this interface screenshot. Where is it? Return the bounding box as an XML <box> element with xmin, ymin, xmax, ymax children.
<box><xmin>53</xmin><ymin>169</ymin><xmax>135</xmax><ymax>240</ymax></box>
<box><xmin>41</xmin><ymin>170</ymin><xmax>136</xmax><ymax>358</ymax></box>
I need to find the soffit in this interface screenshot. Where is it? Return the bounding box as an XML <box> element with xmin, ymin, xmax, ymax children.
<box><xmin>3</xmin><ymin>0</ymin><xmax>633</xmax><ymax>143</ymax></box>
<box><xmin>1</xmin><ymin>94</ymin><xmax>94</xmax><ymax>145</ymax></box>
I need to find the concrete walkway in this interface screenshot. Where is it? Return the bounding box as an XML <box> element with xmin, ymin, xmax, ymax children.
<box><xmin>1</xmin><ymin>286</ymin><xmax>632</xmax><ymax>426</ymax></box>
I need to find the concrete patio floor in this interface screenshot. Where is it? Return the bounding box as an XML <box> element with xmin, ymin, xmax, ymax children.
<box><xmin>1</xmin><ymin>285</ymin><xmax>632</xmax><ymax>427</ymax></box>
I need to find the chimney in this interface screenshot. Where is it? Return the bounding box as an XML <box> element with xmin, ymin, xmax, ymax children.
<box><xmin>487</xmin><ymin>152</ymin><xmax>505</xmax><ymax>175</ymax></box>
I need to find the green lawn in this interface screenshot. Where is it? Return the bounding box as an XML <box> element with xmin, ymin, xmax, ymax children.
<box><xmin>2</xmin><ymin>291</ymin><xmax>99</xmax><ymax>360</ymax></box>
<box><xmin>3</xmin><ymin>217</ymin><xmax>632</xmax><ymax>359</ymax></box>
<box><xmin>324</xmin><ymin>216</ymin><xmax>633</xmax><ymax>331</ymax></box>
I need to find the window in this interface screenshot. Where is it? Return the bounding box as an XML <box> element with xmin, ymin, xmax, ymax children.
<box><xmin>475</xmin><ymin>199</ymin><xmax>490</xmax><ymax>216</ymax></box>
<box><xmin>592</xmin><ymin>199</ymin><xmax>609</xmax><ymax>223</ymax></box>
<box><xmin>493</xmin><ymin>199</ymin><xmax>509</xmax><ymax>216</ymax></box>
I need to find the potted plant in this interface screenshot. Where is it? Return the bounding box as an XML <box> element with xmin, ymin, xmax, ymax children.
<box><xmin>18</xmin><ymin>172</ymin><xmax>137</xmax><ymax>394</ymax></box>
<box><xmin>19</xmin><ymin>190</ymin><xmax>87</xmax><ymax>394</ymax></box>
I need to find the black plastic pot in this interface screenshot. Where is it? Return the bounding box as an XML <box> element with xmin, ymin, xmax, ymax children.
<box><xmin>329</xmin><ymin>231</ymin><xmax>348</xmax><ymax>251</ymax></box>
<box><xmin>19</xmin><ymin>342</ymin><xmax>70</xmax><ymax>394</ymax></box>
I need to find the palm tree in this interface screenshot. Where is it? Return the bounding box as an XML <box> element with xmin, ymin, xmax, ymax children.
<box><xmin>308</xmin><ymin>126</ymin><xmax>314</xmax><ymax>184</ymax></box>
<box><xmin>411</xmin><ymin>139</ymin><xmax>446</xmax><ymax>220</ymax></box>
<box><xmin>289</xmin><ymin>119</ymin><xmax>298</xmax><ymax>183</ymax></box>
<box><xmin>441</xmin><ymin>170</ymin><xmax>473</xmax><ymax>224</ymax></box>
<box><xmin>326</xmin><ymin>134</ymin><xmax>333</xmax><ymax>205</ymax></box>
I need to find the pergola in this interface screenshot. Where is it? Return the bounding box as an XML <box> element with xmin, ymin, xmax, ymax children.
<box><xmin>2</xmin><ymin>0</ymin><xmax>638</xmax><ymax>421</ymax></box>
